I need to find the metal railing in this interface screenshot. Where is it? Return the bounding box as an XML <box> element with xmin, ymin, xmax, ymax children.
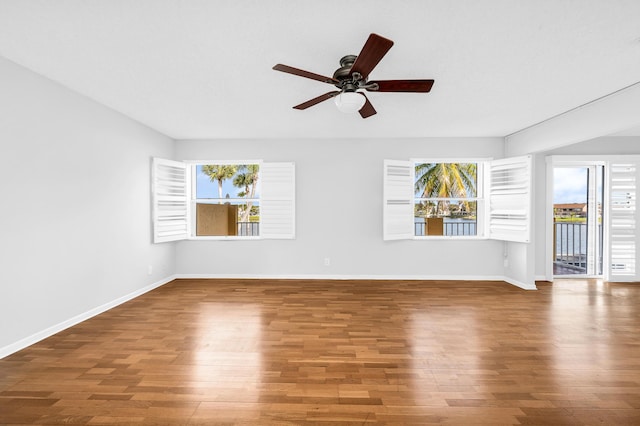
<box><xmin>414</xmin><ymin>221</ymin><xmax>476</xmax><ymax>236</ymax></box>
<box><xmin>554</xmin><ymin>222</ymin><xmax>586</xmax><ymax>270</ymax></box>
<box><xmin>237</xmin><ymin>222</ymin><xmax>259</xmax><ymax>236</ymax></box>
<box><xmin>554</xmin><ymin>222</ymin><xmax>603</xmax><ymax>274</ymax></box>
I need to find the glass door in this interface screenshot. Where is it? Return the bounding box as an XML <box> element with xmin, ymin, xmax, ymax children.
<box><xmin>553</xmin><ymin>165</ymin><xmax>604</xmax><ymax>276</ymax></box>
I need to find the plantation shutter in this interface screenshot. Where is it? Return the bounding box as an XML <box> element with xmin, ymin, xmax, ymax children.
<box><xmin>261</xmin><ymin>162</ymin><xmax>295</xmax><ymax>239</ymax></box>
<box><xmin>152</xmin><ymin>158</ymin><xmax>188</xmax><ymax>243</ymax></box>
<box><xmin>383</xmin><ymin>160</ymin><xmax>414</xmax><ymax>240</ymax></box>
<box><xmin>488</xmin><ymin>155</ymin><xmax>532</xmax><ymax>243</ymax></box>
<box><xmin>607</xmin><ymin>161</ymin><xmax>638</xmax><ymax>281</ymax></box>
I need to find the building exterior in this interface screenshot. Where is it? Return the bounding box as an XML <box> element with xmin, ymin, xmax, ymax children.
<box><xmin>554</xmin><ymin>203</ymin><xmax>587</xmax><ymax>218</ymax></box>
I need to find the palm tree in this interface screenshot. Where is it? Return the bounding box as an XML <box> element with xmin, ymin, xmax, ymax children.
<box><xmin>201</xmin><ymin>165</ymin><xmax>238</xmax><ymax>199</ymax></box>
<box><xmin>415</xmin><ymin>163</ymin><xmax>476</xmax><ymax>216</ymax></box>
<box><xmin>233</xmin><ymin>164</ymin><xmax>260</xmax><ymax>222</ymax></box>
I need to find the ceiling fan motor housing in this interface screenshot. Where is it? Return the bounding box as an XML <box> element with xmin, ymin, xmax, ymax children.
<box><xmin>333</xmin><ymin>55</ymin><xmax>363</xmax><ymax>91</ymax></box>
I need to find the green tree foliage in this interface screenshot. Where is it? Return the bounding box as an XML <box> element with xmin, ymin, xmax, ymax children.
<box><xmin>202</xmin><ymin>165</ymin><xmax>238</xmax><ymax>199</ymax></box>
<box><xmin>233</xmin><ymin>164</ymin><xmax>260</xmax><ymax>222</ymax></box>
<box><xmin>415</xmin><ymin>163</ymin><xmax>477</xmax><ymax>216</ymax></box>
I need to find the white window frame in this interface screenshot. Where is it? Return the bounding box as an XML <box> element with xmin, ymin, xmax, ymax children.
<box><xmin>188</xmin><ymin>160</ymin><xmax>262</xmax><ymax>241</ymax></box>
<box><xmin>412</xmin><ymin>158</ymin><xmax>486</xmax><ymax>240</ymax></box>
<box><xmin>545</xmin><ymin>157</ymin><xmax>604</xmax><ymax>280</ymax></box>
<box><xmin>152</xmin><ymin>158</ymin><xmax>295</xmax><ymax>242</ymax></box>
<box><xmin>383</xmin><ymin>155</ymin><xmax>532</xmax><ymax>242</ymax></box>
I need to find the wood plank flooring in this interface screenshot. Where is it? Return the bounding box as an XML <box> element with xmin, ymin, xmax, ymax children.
<box><xmin>1</xmin><ymin>278</ymin><xmax>640</xmax><ymax>425</ymax></box>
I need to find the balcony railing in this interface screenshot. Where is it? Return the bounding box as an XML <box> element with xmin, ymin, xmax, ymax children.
<box><xmin>237</xmin><ymin>222</ymin><xmax>259</xmax><ymax>236</ymax></box>
<box><xmin>414</xmin><ymin>220</ymin><xmax>476</xmax><ymax>236</ymax></box>
<box><xmin>554</xmin><ymin>221</ymin><xmax>603</xmax><ymax>274</ymax></box>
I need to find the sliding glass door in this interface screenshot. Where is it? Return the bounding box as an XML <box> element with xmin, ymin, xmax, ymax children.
<box><xmin>552</xmin><ymin>164</ymin><xmax>604</xmax><ymax>277</ymax></box>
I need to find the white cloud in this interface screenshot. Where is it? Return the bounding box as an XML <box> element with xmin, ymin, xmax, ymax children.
<box><xmin>553</xmin><ymin>167</ymin><xmax>587</xmax><ymax>204</ymax></box>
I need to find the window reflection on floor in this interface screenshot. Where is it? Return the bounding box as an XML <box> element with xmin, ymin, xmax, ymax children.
<box><xmin>191</xmin><ymin>303</ymin><xmax>263</xmax><ymax>405</ymax></box>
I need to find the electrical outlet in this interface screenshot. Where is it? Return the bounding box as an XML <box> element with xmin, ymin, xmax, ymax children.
<box><xmin>324</xmin><ymin>258</ymin><xmax>331</xmax><ymax>266</ymax></box>
<box><xmin>148</xmin><ymin>265</ymin><xmax>153</xmax><ymax>275</ymax></box>
<box><xmin>503</xmin><ymin>258</ymin><xmax>509</xmax><ymax>268</ymax></box>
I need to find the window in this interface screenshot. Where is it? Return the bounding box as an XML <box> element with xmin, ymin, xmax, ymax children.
<box><xmin>384</xmin><ymin>155</ymin><xmax>531</xmax><ymax>242</ymax></box>
<box><xmin>152</xmin><ymin>158</ymin><xmax>295</xmax><ymax>242</ymax></box>
<box><xmin>193</xmin><ymin>163</ymin><xmax>261</xmax><ymax>237</ymax></box>
<box><xmin>414</xmin><ymin>162</ymin><xmax>480</xmax><ymax>237</ymax></box>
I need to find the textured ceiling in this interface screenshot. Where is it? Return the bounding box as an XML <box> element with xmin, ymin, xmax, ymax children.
<box><xmin>1</xmin><ymin>0</ymin><xmax>639</xmax><ymax>139</ymax></box>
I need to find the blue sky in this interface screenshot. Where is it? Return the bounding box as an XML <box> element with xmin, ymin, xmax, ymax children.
<box><xmin>196</xmin><ymin>164</ymin><xmax>260</xmax><ymax>199</ymax></box>
<box><xmin>553</xmin><ymin>167</ymin><xmax>588</xmax><ymax>204</ymax></box>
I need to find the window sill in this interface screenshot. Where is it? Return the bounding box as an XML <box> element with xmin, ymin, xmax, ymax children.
<box><xmin>413</xmin><ymin>235</ymin><xmax>487</xmax><ymax>240</ymax></box>
<box><xmin>188</xmin><ymin>236</ymin><xmax>261</xmax><ymax>241</ymax></box>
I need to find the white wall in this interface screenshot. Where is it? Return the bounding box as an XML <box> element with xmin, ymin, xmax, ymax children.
<box><xmin>0</xmin><ymin>57</ymin><xmax>176</xmax><ymax>356</ymax></box>
<box><xmin>545</xmin><ymin>136</ymin><xmax>640</xmax><ymax>156</ymax></box>
<box><xmin>175</xmin><ymin>137</ymin><xmax>510</xmax><ymax>280</ymax></box>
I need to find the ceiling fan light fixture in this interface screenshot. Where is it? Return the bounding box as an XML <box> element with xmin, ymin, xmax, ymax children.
<box><xmin>334</xmin><ymin>91</ymin><xmax>365</xmax><ymax>113</ymax></box>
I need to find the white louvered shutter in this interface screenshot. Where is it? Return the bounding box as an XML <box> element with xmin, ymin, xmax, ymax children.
<box><xmin>152</xmin><ymin>158</ymin><xmax>188</xmax><ymax>243</ymax></box>
<box><xmin>607</xmin><ymin>161</ymin><xmax>638</xmax><ymax>281</ymax></box>
<box><xmin>383</xmin><ymin>160</ymin><xmax>414</xmax><ymax>241</ymax></box>
<box><xmin>488</xmin><ymin>155</ymin><xmax>532</xmax><ymax>243</ymax></box>
<box><xmin>261</xmin><ymin>162</ymin><xmax>295</xmax><ymax>239</ymax></box>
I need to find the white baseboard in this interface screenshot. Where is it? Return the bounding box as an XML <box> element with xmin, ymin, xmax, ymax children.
<box><xmin>503</xmin><ymin>277</ymin><xmax>538</xmax><ymax>290</ymax></box>
<box><xmin>177</xmin><ymin>273</ymin><xmax>506</xmax><ymax>280</ymax></box>
<box><xmin>0</xmin><ymin>275</ymin><xmax>176</xmax><ymax>359</ymax></box>
<box><xmin>176</xmin><ymin>273</ymin><xmax>538</xmax><ymax>289</ymax></box>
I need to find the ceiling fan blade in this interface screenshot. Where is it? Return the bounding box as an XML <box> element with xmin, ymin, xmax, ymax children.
<box><xmin>367</xmin><ymin>79</ymin><xmax>435</xmax><ymax>93</ymax></box>
<box><xmin>359</xmin><ymin>93</ymin><xmax>377</xmax><ymax>119</ymax></box>
<box><xmin>273</xmin><ymin>64</ymin><xmax>338</xmax><ymax>85</ymax></box>
<box><xmin>350</xmin><ymin>33</ymin><xmax>394</xmax><ymax>79</ymax></box>
<box><xmin>293</xmin><ymin>91</ymin><xmax>340</xmax><ymax>110</ymax></box>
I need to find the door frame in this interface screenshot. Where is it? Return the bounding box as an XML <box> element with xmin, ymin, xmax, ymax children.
<box><xmin>546</xmin><ymin>156</ymin><xmax>606</xmax><ymax>281</ymax></box>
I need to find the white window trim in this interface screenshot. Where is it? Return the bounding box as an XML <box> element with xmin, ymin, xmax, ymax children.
<box><xmin>411</xmin><ymin>158</ymin><xmax>487</xmax><ymax>240</ymax></box>
<box><xmin>545</xmin><ymin>157</ymin><xmax>606</xmax><ymax>280</ymax></box>
<box><xmin>183</xmin><ymin>159</ymin><xmax>264</xmax><ymax>166</ymax></box>
<box><xmin>188</xmin><ymin>160</ymin><xmax>263</xmax><ymax>241</ymax></box>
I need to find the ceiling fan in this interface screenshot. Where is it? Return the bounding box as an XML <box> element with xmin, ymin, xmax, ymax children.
<box><xmin>273</xmin><ymin>33</ymin><xmax>434</xmax><ymax>119</ymax></box>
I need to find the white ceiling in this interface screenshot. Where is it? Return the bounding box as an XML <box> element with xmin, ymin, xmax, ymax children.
<box><xmin>1</xmin><ymin>0</ymin><xmax>639</xmax><ymax>140</ymax></box>
<box><xmin>612</xmin><ymin>124</ymin><xmax>640</xmax><ymax>137</ymax></box>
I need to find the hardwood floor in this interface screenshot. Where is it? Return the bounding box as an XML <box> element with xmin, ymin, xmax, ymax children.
<box><xmin>1</xmin><ymin>278</ymin><xmax>640</xmax><ymax>425</ymax></box>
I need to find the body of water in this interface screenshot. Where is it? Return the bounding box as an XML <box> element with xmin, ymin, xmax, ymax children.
<box><xmin>555</xmin><ymin>222</ymin><xmax>592</xmax><ymax>256</ymax></box>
